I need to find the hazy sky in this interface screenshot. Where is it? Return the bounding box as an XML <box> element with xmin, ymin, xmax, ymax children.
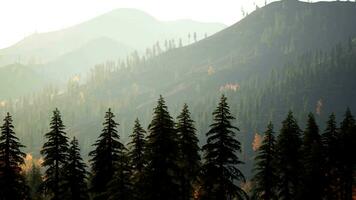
<box><xmin>0</xmin><ymin>0</ymin><xmax>326</xmax><ymax>49</ymax></box>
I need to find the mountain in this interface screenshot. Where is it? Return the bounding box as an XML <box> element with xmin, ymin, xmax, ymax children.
<box><xmin>0</xmin><ymin>8</ymin><xmax>226</xmax><ymax>67</ymax></box>
<box><xmin>0</xmin><ymin>64</ymin><xmax>47</xmax><ymax>99</ymax></box>
<box><xmin>40</xmin><ymin>37</ymin><xmax>132</xmax><ymax>79</ymax></box>
<box><xmin>0</xmin><ymin>8</ymin><xmax>225</xmax><ymax>98</ymax></box>
<box><xmin>1</xmin><ymin>0</ymin><xmax>356</xmax><ymax>177</ymax></box>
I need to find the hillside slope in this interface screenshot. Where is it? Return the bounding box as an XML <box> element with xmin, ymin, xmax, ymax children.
<box><xmin>0</xmin><ymin>8</ymin><xmax>226</xmax><ymax>66</ymax></box>
<box><xmin>1</xmin><ymin>1</ymin><xmax>356</xmax><ymax>177</ymax></box>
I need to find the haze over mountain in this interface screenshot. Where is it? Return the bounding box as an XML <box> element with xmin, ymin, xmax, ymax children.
<box><xmin>0</xmin><ymin>8</ymin><xmax>225</xmax><ymax>98</ymax></box>
<box><xmin>0</xmin><ymin>8</ymin><xmax>225</xmax><ymax>65</ymax></box>
<box><xmin>1</xmin><ymin>0</ymin><xmax>356</xmax><ymax>178</ymax></box>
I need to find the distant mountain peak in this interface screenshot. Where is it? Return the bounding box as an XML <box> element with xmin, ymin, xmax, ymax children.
<box><xmin>97</xmin><ymin>8</ymin><xmax>158</xmax><ymax>22</ymax></box>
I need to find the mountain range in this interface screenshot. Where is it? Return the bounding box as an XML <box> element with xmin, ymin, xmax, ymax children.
<box><xmin>1</xmin><ymin>0</ymin><xmax>356</xmax><ymax>177</ymax></box>
<box><xmin>0</xmin><ymin>8</ymin><xmax>225</xmax><ymax>98</ymax></box>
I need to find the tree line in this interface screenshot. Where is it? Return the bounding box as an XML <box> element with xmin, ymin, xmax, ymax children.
<box><xmin>0</xmin><ymin>95</ymin><xmax>246</xmax><ymax>200</ymax></box>
<box><xmin>0</xmin><ymin>95</ymin><xmax>354</xmax><ymax>200</ymax></box>
<box><xmin>251</xmin><ymin>110</ymin><xmax>355</xmax><ymax>200</ymax></box>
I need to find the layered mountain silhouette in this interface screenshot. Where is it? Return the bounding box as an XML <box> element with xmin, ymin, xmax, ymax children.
<box><xmin>1</xmin><ymin>1</ymin><xmax>356</xmax><ymax>176</ymax></box>
<box><xmin>0</xmin><ymin>8</ymin><xmax>225</xmax><ymax>98</ymax></box>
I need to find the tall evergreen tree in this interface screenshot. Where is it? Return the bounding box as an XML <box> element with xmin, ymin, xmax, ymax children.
<box><xmin>107</xmin><ymin>148</ymin><xmax>133</xmax><ymax>200</ymax></box>
<box><xmin>251</xmin><ymin>122</ymin><xmax>278</xmax><ymax>200</ymax></box>
<box><xmin>338</xmin><ymin>108</ymin><xmax>355</xmax><ymax>200</ymax></box>
<box><xmin>0</xmin><ymin>112</ymin><xmax>29</xmax><ymax>200</ymax></box>
<box><xmin>176</xmin><ymin>104</ymin><xmax>201</xmax><ymax>200</ymax></box>
<box><xmin>89</xmin><ymin>108</ymin><xmax>125</xmax><ymax>200</ymax></box>
<box><xmin>275</xmin><ymin>111</ymin><xmax>302</xmax><ymax>200</ymax></box>
<box><xmin>200</xmin><ymin>95</ymin><xmax>247</xmax><ymax>200</ymax></box>
<box><xmin>322</xmin><ymin>113</ymin><xmax>339</xmax><ymax>200</ymax></box>
<box><xmin>300</xmin><ymin>113</ymin><xmax>323</xmax><ymax>200</ymax></box>
<box><xmin>144</xmin><ymin>95</ymin><xmax>181</xmax><ymax>200</ymax></box>
<box><xmin>62</xmin><ymin>137</ymin><xmax>89</xmax><ymax>200</ymax></box>
<box><xmin>128</xmin><ymin>118</ymin><xmax>146</xmax><ymax>200</ymax></box>
<box><xmin>41</xmin><ymin>108</ymin><xmax>69</xmax><ymax>200</ymax></box>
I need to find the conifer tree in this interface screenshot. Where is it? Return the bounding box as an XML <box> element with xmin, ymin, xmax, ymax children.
<box><xmin>107</xmin><ymin>148</ymin><xmax>133</xmax><ymax>200</ymax></box>
<box><xmin>200</xmin><ymin>95</ymin><xmax>247</xmax><ymax>200</ymax></box>
<box><xmin>128</xmin><ymin>118</ymin><xmax>146</xmax><ymax>200</ymax></box>
<box><xmin>176</xmin><ymin>104</ymin><xmax>201</xmax><ymax>200</ymax></box>
<box><xmin>275</xmin><ymin>111</ymin><xmax>302</xmax><ymax>200</ymax></box>
<box><xmin>89</xmin><ymin>108</ymin><xmax>125</xmax><ymax>200</ymax></box>
<box><xmin>63</xmin><ymin>137</ymin><xmax>89</xmax><ymax>200</ymax></box>
<box><xmin>338</xmin><ymin>108</ymin><xmax>355</xmax><ymax>200</ymax></box>
<box><xmin>41</xmin><ymin>108</ymin><xmax>69</xmax><ymax>200</ymax></box>
<box><xmin>322</xmin><ymin>113</ymin><xmax>339</xmax><ymax>200</ymax></box>
<box><xmin>252</xmin><ymin>122</ymin><xmax>278</xmax><ymax>200</ymax></box>
<box><xmin>0</xmin><ymin>112</ymin><xmax>30</xmax><ymax>200</ymax></box>
<box><xmin>144</xmin><ymin>95</ymin><xmax>181</xmax><ymax>200</ymax></box>
<box><xmin>300</xmin><ymin>113</ymin><xmax>323</xmax><ymax>200</ymax></box>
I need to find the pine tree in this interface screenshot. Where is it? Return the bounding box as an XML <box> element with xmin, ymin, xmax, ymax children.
<box><xmin>41</xmin><ymin>108</ymin><xmax>69</xmax><ymax>200</ymax></box>
<box><xmin>300</xmin><ymin>113</ymin><xmax>323</xmax><ymax>200</ymax></box>
<box><xmin>89</xmin><ymin>108</ymin><xmax>125</xmax><ymax>200</ymax></box>
<box><xmin>275</xmin><ymin>111</ymin><xmax>302</xmax><ymax>200</ymax></box>
<box><xmin>107</xmin><ymin>149</ymin><xmax>133</xmax><ymax>200</ymax></box>
<box><xmin>62</xmin><ymin>137</ymin><xmax>89</xmax><ymax>200</ymax></box>
<box><xmin>176</xmin><ymin>104</ymin><xmax>201</xmax><ymax>200</ymax></box>
<box><xmin>200</xmin><ymin>95</ymin><xmax>247</xmax><ymax>200</ymax></box>
<box><xmin>128</xmin><ymin>118</ymin><xmax>146</xmax><ymax>200</ymax></box>
<box><xmin>322</xmin><ymin>113</ymin><xmax>339</xmax><ymax>200</ymax></box>
<box><xmin>252</xmin><ymin>122</ymin><xmax>278</xmax><ymax>200</ymax></box>
<box><xmin>338</xmin><ymin>108</ymin><xmax>355</xmax><ymax>200</ymax></box>
<box><xmin>144</xmin><ymin>95</ymin><xmax>180</xmax><ymax>200</ymax></box>
<box><xmin>0</xmin><ymin>112</ymin><xmax>30</xmax><ymax>200</ymax></box>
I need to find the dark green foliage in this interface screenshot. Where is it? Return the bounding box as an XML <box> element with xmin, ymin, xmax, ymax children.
<box><xmin>89</xmin><ymin>108</ymin><xmax>125</xmax><ymax>200</ymax></box>
<box><xmin>300</xmin><ymin>113</ymin><xmax>323</xmax><ymax>200</ymax></box>
<box><xmin>41</xmin><ymin>108</ymin><xmax>69</xmax><ymax>200</ymax></box>
<box><xmin>128</xmin><ymin>118</ymin><xmax>146</xmax><ymax>200</ymax></box>
<box><xmin>107</xmin><ymin>149</ymin><xmax>133</xmax><ymax>200</ymax></box>
<box><xmin>251</xmin><ymin>122</ymin><xmax>278</xmax><ymax>200</ymax></box>
<box><xmin>322</xmin><ymin>113</ymin><xmax>339</xmax><ymax>200</ymax></box>
<box><xmin>337</xmin><ymin>108</ymin><xmax>355</xmax><ymax>200</ymax></box>
<box><xmin>0</xmin><ymin>113</ymin><xmax>29</xmax><ymax>200</ymax></box>
<box><xmin>176</xmin><ymin>104</ymin><xmax>201</xmax><ymax>200</ymax></box>
<box><xmin>200</xmin><ymin>95</ymin><xmax>247</xmax><ymax>200</ymax></box>
<box><xmin>275</xmin><ymin>111</ymin><xmax>302</xmax><ymax>200</ymax></box>
<box><xmin>62</xmin><ymin>137</ymin><xmax>89</xmax><ymax>200</ymax></box>
<box><xmin>26</xmin><ymin>163</ymin><xmax>44</xmax><ymax>200</ymax></box>
<box><xmin>144</xmin><ymin>95</ymin><xmax>181</xmax><ymax>200</ymax></box>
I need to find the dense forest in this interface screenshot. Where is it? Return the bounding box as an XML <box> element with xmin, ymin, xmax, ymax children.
<box><xmin>0</xmin><ymin>95</ymin><xmax>354</xmax><ymax>200</ymax></box>
<box><xmin>0</xmin><ymin>0</ymin><xmax>356</xmax><ymax>199</ymax></box>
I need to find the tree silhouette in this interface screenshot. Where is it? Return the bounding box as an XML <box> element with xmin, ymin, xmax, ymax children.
<box><xmin>275</xmin><ymin>111</ymin><xmax>302</xmax><ymax>200</ymax></box>
<box><xmin>252</xmin><ymin>122</ymin><xmax>278</xmax><ymax>200</ymax></box>
<box><xmin>200</xmin><ymin>95</ymin><xmax>247</xmax><ymax>200</ymax></box>
<box><xmin>128</xmin><ymin>118</ymin><xmax>146</xmax><ymax>200</ymax></box>
<box><xmin>338</xmin><ymin>108</ymin><xmax>355</xmax><ymax>200</ymax></box>
<box><xmin>144</xmin><ymin>95</ymin><xmax>180</xmax><ymax>200</ymax></box>
<box><xmin>89</xmin><ymin>108</ymin><xmax>125</xmax><ymax>200</ymax></box>
<box><xmin>41</xmin><ymin>108</ymin><xmax>69</xmax><ymax>200</ymax></box>
<box><xmin>300</xmin><ymin>113</ymin><xmax>323</xmax><ymax>200</ymax></box>
<box><xmin>107</xmin><ymin>148</ymin><xmax>132</xmax><ymax>200</ymax></box>
<box><xmin>176</xmin><ymin>104</ymin><xmax>201</xmax><ymax>200</ymax></box>
<box><xmin>322</xmin><ymin>113</ymin><xmax>339</xmax><ymax>199</ymax></box>
<box><xmin>0</xmin><ymin>112</ymin><xmax>29</xmax><ymax>200</ymax></box>
<box><xmin>62</xmin><ymin>137</ymin><xmax>89</xmax><ymax>200</ymax></box>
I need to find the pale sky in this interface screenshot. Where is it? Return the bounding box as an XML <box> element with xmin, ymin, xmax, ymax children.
<box><xmin>0</xmin><ymin>0</ymin><xmax>327</xmax><ymax>49</ymax></box>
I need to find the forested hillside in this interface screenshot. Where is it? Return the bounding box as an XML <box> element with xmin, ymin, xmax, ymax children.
<box><xmin>0</xmin><ymin>0</ymin><xmax>355</xmax><ymax>179</ymax></box>
<box><xmin>0</xmin><ymin>8</ymin><xmax>225</xmax><ymax>98</ymax></box>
